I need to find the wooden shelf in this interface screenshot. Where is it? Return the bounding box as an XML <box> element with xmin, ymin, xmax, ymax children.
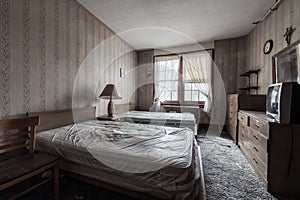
<box><xmin>239</xmin><ymin>86</ymin><xmax>260</xmax><ymax>91</ymax></box>
<box><xmin>239</xmin><ymin>69</ymin><xmax>261</xmax><ymax>94</ymax></box>
<box><xmin>239</xmin><ymin>69</ymin><xmax>261</xmax><ymax>77</ymax></box>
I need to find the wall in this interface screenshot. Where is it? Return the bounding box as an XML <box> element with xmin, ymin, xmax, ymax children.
<box><xmin>247</xmin><ymin>0</ymin><xmax>300</xmax><ymax>94</ymax></box>
<box><xmin>153</xmin><ymin>41</ymin><xmax>215</xmax><ymax>56</ymax></box>
<box><xmin>214</xmin><ymin>37</ymin><xmax>248</xmax><ymax>94</ymax></box>
<box><xmin>0</xmin><ymin>0</ymin><xmax>137</xmax><ymax>119</ymax></box>
<box><xmin>136</xmin><ymin>49</ymin><xmax>154</xmax><ymax>111</ymax></box>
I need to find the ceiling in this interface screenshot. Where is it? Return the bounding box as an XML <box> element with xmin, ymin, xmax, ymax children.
<box><xmin>78</xmin><ymin>0</ymin><xmax>274</xmax><ymax>50</ymax></box>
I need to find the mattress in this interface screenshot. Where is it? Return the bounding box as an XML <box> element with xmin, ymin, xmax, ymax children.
<box><xmin>35</xmin><ymin>120</ymin><xmax>201</xmax><ymax>199</ymax></box>
<box><xmin>119</xmin><ymin>111</ymin><xmax>197</xmax><ymax>134</ymax></box>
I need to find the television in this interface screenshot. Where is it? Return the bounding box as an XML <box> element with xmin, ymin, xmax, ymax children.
<box><xmin>266</xmin><ymin>82</ymin><xmax>300</xmax><ymax>124</ymax></box>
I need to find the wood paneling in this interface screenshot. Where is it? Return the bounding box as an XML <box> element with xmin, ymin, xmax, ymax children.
<box><xmin>136</xmin><ymin>50</ymin><xmax>154</xmax><ymax>111</ymax></box>
<box><xmin>214</xmin><ymin>37</ymin><xmax>247</xmax><ymax>94</ymax></box>
<box><xmin>216</xmin><ymin>0</ymin><xmax>299</xmax><ymax>95</ymax></box>
<box><xmin>0</xmin><ymin>0</ymin><xmax>137</xmax><ymax>119</ymax></box>
<box><xmin>246</xmin><ymin>0</ymin><xmax>300</xmax><ymax>94</ymax></box>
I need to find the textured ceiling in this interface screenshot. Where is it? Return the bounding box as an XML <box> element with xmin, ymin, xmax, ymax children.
<box><xmin>78</xmin><ymin>0</ymin><xmax>274</xmax><ymax>50</ymax></box>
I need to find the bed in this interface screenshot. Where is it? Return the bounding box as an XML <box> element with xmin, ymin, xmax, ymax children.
<box><xmin>119</xmin><ymin>111</ymin><xmax>197</xmax><ymax>135</ymax></box>
<box><xmin>28</xmin><ymin>107</ymin><xmax>205</xmax><ymax>200</ymax></box>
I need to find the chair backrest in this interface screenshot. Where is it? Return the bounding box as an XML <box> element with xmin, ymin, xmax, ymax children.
<box><xmin>0</xmin><ymin>117</ymin><xmax>39</xmax><ymax>159</ymax></box>
<box><xmin>27</xmin><ymin>107</ymin><xmax>95</xmax><ymax>132</ymax></box>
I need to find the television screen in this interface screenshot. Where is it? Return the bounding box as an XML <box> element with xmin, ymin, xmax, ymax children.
<box><xmin>267</xmin><ymin>85</ymin><xmax>280</xmax><ymax>114</ymax></box>
<box><xmin>267</xmin><ymin>82</ymin><xmax>300</xmax><ymax>124</ymax></box>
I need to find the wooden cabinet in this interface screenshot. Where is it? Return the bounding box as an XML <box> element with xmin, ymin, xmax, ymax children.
<box><xmin>226</xmin><ymin>94</ymin><xmax>238</xmax><ymax>142</ymax></box>
<box><xmin>238</xmin><ymin>110</ymin><xmax>300</xmax><ymax>198</ymax></box>
<box><xmin>226</xmin><ymin>94</ymin><xmax>266</xmax><ymax>143</ymax></box>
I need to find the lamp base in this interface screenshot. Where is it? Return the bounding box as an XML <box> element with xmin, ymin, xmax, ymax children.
<box><xmin>107</xmin><ymin>99</ymin><xmax>114</xmax><ymax>117</ymax></box>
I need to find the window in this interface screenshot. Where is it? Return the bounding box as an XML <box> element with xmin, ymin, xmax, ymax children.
<box><xmin>184</xmin><ymin>83</ymin><xmax>209</xmax><ymax>102</ymax></box>
<box><xmin>154</xmin><ymin>50</ymin><xmax>213</xmax><ymax>105</ymax></box>
<box><xmin>154</xmin><ymin>55</ymin><xmax>180</xmax><ymax>101</ymax></box>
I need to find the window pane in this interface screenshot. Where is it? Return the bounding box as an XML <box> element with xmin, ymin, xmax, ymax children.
<box><xmin>170</xmin><ymin>62</ymin><xmax>179</xmax><ymax>71</ymax></box>
<box><xmin>170</xmin><ymin>81</ymin><xmax>178</xmax><ymax>90</ymax></box>
<box><xmin>165</xmin><ymin>70</ymin><xmax>172</xmax><ymax>80</ymax></box>
<box><xmin>161</xmin><ymin>92</ymin><xmax>168</xmax><ymax>101</ymax></box>
<box><xmin>184</xmin><ymin>91</ymin><xmax>191</xmax><ymax>101</ymax></box>
<box><xmin>171</xmin><ymin>91</ymin><xmax>178</xmax><ymax>101</ymax></box>
<box><xmin>163</xmin><ymin>81</ymin><xmax>170</xmax><ymax>90</ymax></box>
<box><xmin>192</xmin><ymin>91</ymin><xmax>198</xmax><ymax>101</ymax></box>
<box><xmin>171</xmin><ymin>70</ymin><xmax>178</xmax><ymax>81</ymax></box>
<box><xmin>200</xmin><ymin>91</ymin><xmax>208</xmax><ymax>101</ymax></box>
<box><xmin>154</xmin><ymin>56</ymin><xmax>180</xmax><ymax>102</ymax></box>
<box><xmin>165</xmin><ymin>91</ymin><xmax>172</xmax><ymax>101</ymax></box>
<box><xmin>191</xmin><ymin>83</ymin><xmax>199</xmax><ymax>90</ymax></box>
<box><xmin>184</xmin><ymin>83</ymin><xmax>191</xmax><ymax>90</ymax></box>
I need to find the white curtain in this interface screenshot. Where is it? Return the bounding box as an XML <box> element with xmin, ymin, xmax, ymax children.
<box><xmin>154</xmin><ymin>55</ymin><xmax>180</xmax><ymax>102</ymax></box>
<box><xmin>182</xmin><ymin>51</ymin><xmax>212</xmax><ymax>114</ymax></box>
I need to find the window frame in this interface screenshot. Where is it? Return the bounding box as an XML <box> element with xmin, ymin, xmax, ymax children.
<box><xmin>153</xmin><ymin>49</ymin><xmax>214</xmax><ymax>107</ymax></box>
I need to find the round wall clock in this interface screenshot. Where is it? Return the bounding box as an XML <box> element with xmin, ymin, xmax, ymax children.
<box><xmin>263</xmin><ymin>40</ymin><xmax>273</xmax><ymax>54</ymax></box>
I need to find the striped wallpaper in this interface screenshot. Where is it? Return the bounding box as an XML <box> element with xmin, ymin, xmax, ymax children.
<box><xmin>0</xmin><ymin>0</ymin><xmax>137</xmax><ymax>118</ymax></box>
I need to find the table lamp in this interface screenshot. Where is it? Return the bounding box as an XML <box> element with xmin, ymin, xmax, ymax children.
<box><xmin>99</xmin><ymin>84</ymin><xmax>121</xmax><ymax>117</ymax></box>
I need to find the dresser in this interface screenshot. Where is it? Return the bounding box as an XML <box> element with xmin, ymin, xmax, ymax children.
<box><xmin>238</xmin><ymin>110</ymin><xmax>300</xmax><ymax>197</ymax></box>
<box><xmin>226</xmin><ymin>94</ymin><xmax>266</xmax><ymax>143</ymax></box>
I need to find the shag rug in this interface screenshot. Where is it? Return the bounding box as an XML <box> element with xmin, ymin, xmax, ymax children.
<box><xmin>197</xmin><ymin>133</ymin><xmax>277</xmax><ymax>200</ymax></box>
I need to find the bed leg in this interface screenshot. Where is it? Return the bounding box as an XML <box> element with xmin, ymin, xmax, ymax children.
<box><xmin>53</xmin><ymin>162</ymin><xmax>59</xmax><ymax>200</ymax></box>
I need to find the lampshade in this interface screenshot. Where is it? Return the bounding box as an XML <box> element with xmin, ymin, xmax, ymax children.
<box><xmin>99</xmin><ymin>84</ymin><xmax>122</xmax><ymax>100</ymax></box>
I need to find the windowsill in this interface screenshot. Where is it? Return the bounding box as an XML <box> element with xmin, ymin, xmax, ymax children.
<box><xmin>161</xmin><ymin>102</ymin><xmax>205</xmax><ymax>109</ymax></box>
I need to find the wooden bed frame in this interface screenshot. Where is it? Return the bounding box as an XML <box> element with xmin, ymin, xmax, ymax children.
<box><xmin>28</xmin><ymin>107</ymin><xmax>206</xmax><ymax>200</ymax></box>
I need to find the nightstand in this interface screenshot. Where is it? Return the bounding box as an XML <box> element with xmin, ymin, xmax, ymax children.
<box><xmin>96</xmin><ymin>115</ymin><xmax>123</xmax><ymax>121</ymax></box>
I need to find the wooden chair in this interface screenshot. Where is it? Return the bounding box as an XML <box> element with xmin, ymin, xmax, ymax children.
<box><xmin>0</xmin><ymin>116</ymin><xmax>59</xmax><ymax>200</ymax></box>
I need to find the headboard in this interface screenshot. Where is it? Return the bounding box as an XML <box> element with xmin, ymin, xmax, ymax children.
<box><xmin>115</xmin><ymin>103</ymin><xmax>135</xmax><ymax>114</ymax></box>
<box><xmin>27</xmin><ymin>106</ymin><xmax>95</xmax><ymax>132</ymax></box>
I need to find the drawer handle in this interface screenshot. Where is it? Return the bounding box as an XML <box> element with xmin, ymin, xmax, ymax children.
<box><xmin>255</xmin><ymin>124</ymin><xmax>260</xmax><ymax>128</ymax></box>
<box><xmin>253</xmin><ymin>135</ymin><xmax>259</xmax><ymax>140</ymax></box>
<box><xmin>241</xmin><ymin>117</ymin><xmax>244</xmax><ymax>120</ymax></box>
<box><xmin>253</xmin><ymin>158</ymin><xmax>258</xmax><ymax>164</ymax></box>
<box><xmin>253</xmin><ymin>146</ymin><xmax>259</xmax><ymax>152</ymax></box>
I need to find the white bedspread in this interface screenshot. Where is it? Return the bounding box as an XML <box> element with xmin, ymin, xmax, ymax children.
<box><xmin>36</xmin><ymin>120</ymin><xmax>200</xmax><ymax>199</ymax></box>
<box><xmin>37</xmin><ymin>120</ymin><xmax>193</xmax><ymax>173</ymax></box>
<box><xmin>119</xmin><ymin>111</ymin><xmax>197</xmax><ymax>133</ymax></box>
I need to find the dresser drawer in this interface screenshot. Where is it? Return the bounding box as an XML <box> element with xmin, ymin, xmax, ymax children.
<box><xmin>249</xmin><ymin>118</ymin><xmax>269</xmax><ymax>138</ymax></box>
<box><xmin>238</xmin><ymin>125</ymin><xmax>247</xmax><ymax>147</ymax></box>
<box><xmin>240</xmin><ymin>138</ymin><xmax>267</xmax><ymax>183</ymax></box>
<box><xmin>239</xmin><ymin>121</ymin><xmax>247</xmax><ymax>134</ymax></box>
<box><xmin>248</xmin><ymin>128</ymin><xmax>268</xmax><ymax>152</ymax></box>
<box><xmin>240</xmin><ymin>126</ymin><xmax>268</xmax><ymax>165</ymax></box>
<box><xmin>227</xmin><ymin>95</ymin><xmax>238</xmax><ymax>108</ymax></box>
<box><xmin>227</xmin><ymin>108</ymin><xmax>237</xmax><ymax>125</ymax></box>
<box><xmin>249</xmin><ymin>140</ymin><xmax>268</xmax><ymax>165</ymax></box>
<box><xmin>227</xmin><ymin>124</ymin><xmax>237</xmax><ymax>141</ymax></box>
<box><xmin>227</xmin><ymin>115</ymin><xmax>237</xmax><ymax>126</ymax></box>
<box><xmin>238</xmin><ymin>112</ymin><xmax>248</xmax><ymax>126</ymax></box>
<box><xmin>248</xmin><ymin>148</ymin><xmax>267</xmax><ymax>183</ymax></box>
<box><xmin>228</xmin><ymin>109</ymin><xmax>237</xmax><ymax>118</ymax></box>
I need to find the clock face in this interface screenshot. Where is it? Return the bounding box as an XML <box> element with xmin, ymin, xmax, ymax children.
<box><xmin>264</xmin><ymin>40</ymin><xmax>273</xmax><ymax>54</ymax></box>
<box><xmin>265</xmin><ymin>43</ymin><xmax>270</xmax><ymax>52</ymax></box>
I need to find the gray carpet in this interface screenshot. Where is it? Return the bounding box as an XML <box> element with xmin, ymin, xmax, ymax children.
<box><xmin>197</xmin><ymin>133</ymin><xmax>276</xmax><ymax>200</ymax></box>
